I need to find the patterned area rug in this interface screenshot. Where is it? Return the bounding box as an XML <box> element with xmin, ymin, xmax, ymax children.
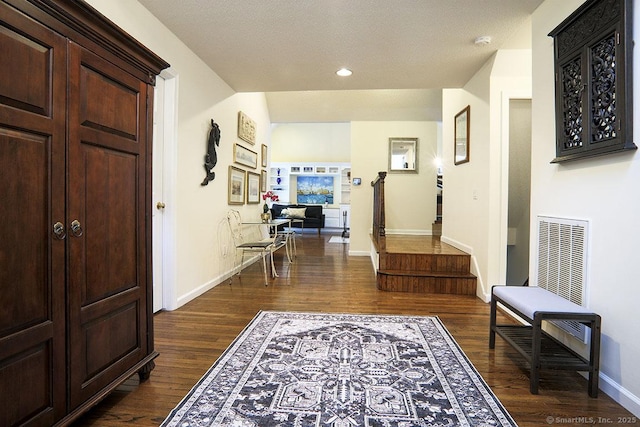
<box><xmin>161</xmin><ymin>311</ymin><xmax>517</xmax><ymax>427</ymax></box>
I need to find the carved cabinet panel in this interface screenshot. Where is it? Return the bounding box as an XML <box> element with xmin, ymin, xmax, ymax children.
<box><xmin>549</xmin><ymin>0</ymin><xmax>635</xmax><ymax>162</ymax></box>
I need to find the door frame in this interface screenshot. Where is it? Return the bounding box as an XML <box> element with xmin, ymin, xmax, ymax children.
<box><xmin>153</xmin><ymin>68</ymin><xmax>178</xmax><ymax>311</ymax></box>
<box><xmin>498</xmin><ymin>90</ymin><xmax>532</xmax><ymax>286</ymax></box>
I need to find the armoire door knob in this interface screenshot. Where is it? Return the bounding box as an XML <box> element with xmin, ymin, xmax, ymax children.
<box><xmin>70</xmin><ymin>219</ymin><xmax>83</xmax><ymax>237</ymax></box>
<box><xmin>53</xmin><ymin>222</ymin><xmax>66</xmax><ymax>240</ymax></box>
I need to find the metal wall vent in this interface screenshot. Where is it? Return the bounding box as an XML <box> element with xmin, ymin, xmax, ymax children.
<box><xmin>535</xmin><ymin>216</ymin><xmax>589</xmax><ymax>342</ymax></box>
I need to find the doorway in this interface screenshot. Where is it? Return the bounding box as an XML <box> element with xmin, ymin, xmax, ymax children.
<box><xmin>505</xmin><ymin>99</ymin><xmax>532</xmax><ymax>285</ymax></box>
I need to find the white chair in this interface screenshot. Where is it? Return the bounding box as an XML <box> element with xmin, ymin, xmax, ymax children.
<box><xmin>227</xmin><ymin>210</ymin><xmax>276</xmax><ymax>286</ymax></box>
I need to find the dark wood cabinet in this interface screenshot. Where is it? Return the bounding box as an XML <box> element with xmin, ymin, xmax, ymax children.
<box><xmin>549</xmin><ymin>0</ymin><xmax>635</xmax><ymax>162</ymax></box>
<box><xmin>0</xmin><ymin>1</ymin><xmax>168</xmax><ymax>425</ymax></box>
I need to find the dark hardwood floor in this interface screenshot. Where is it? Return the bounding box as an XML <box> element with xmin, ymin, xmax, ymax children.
<box><xmin>73</xmin><ymin>231</ymin><xmax>636</xmax><ymax>426</ymax></box>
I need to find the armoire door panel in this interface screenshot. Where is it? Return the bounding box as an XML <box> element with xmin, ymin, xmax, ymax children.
<box><xmin>83</xmin><ymin>303</ymin><xmax>139</xmax><ymax>378</ymax></box>
<box><xmin>67</xmin><ymin>42</ymin><xmax>149</xmax><ymax>409</ymax></box>
<box><xmin>0</xmin><ymin>129</ymin><xmax>50</xmax><ymax>333</ymax></box>
<box><xmin>0</xmin><ymin>341</ymin><xmax>53</xmax><ymax>427</ymax></box>
<box><xmin>80</xmin><ymin>146</ymin><xmax>138</xmax><ymax>304</ymax></box>
<box><xmin>0</xmin><ymin>9</ymin><xmax>52</xmax><ymax>117</ymax></box>
<box><xmin>0</xmin><ymin>4</ymin><xmax>66</xmax><ymax>425</ymax></box>
<box><xmin>79</xmin><ymin>64</ymin><xmax>139</xmax><ymax>140</ymax></box>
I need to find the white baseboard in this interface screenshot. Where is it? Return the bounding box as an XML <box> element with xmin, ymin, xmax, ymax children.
<box><xmin>174</xmin><ymin>256</ymin><xmax>259</xmax><ymax>310</ymax></box>
<box><xmin>384</xmin><ymin>228</ymin><xmax>432</xmax><ymax>236</ymax></box>
<box><xmin>599</xmin><ymin>372</ymin><xmax>640</xmax><ymax>417</ymax></box>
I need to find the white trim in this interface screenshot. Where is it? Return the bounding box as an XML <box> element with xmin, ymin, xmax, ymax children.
<box><xmin>598</xmin><ymin>373</ymin><xmax>640</xmax><ymax>417</ymax></box>
<box><xmin>159</xmin><ymin>68</ymin><xmax>179</xmax><ymax>311</ymax></box>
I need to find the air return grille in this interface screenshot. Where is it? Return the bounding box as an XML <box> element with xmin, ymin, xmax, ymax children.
<box><xmin>535</xmin><ymin>216</ymin><xmax>589</xmax><ymax>342</ymax></box>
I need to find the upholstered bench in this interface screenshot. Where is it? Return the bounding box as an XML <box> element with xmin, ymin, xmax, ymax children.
<box><xmin>489</xmin><ymin>285</ymin><xmax>601</xmax><ymax>397</ymax></box>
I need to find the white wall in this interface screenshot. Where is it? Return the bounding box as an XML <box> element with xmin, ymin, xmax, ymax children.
<box><xmin>441</xmin><ymin>49</ymin><xmax>532</xmax><ymax>300</ymax></box>
<box><xmin>350</xmin><ymin>122</ymin><xmax>439</xmax><ymax>254</ymax></box>
<box><xmin>531</xmin><ymin>0</ymin><xmax>640</xmax><ymax>415</ymax></box>
<box><xmin>271</xmin><ymin>123</ymin><xmax>350</xmax><ymax>162</ymax></box>
<box><xmin>87</xmin><ymin>0</ymin><xmax>273</xmax><ymax>309</ymax></box>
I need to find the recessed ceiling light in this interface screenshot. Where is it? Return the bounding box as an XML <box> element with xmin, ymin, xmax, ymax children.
<box><xmin>336</xmin><ymin>68</ymin><xmax>352</xmax><ymax>77</ymax></box>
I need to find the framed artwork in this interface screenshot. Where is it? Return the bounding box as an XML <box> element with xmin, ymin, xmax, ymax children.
<box><xmin>237</xmin><ymin>111</ymin><xmax>256</xmax><ymax>144</ymax></box>
<box><xmin>246</xmin><ymin>171</ymin><xmax>260</xmax><ymax>204</ymax></box>
<box><xmin>228</xmin><ymin>166</ymin><xmax>245</xmax><ymax>205</ymax></box>
<box><xmin>261</xmin><ymin>144</ymin><xmax>268</xmax><ymax>167</ymax></box>
<box><xmin>296</xmin><ymin>175</ymin><xmax>334</xmax><ymax>204</ymax></box>
<box><xmin>315</xmin><ymin>166</ymin><xmax>326</xmax><ymax>173</ymax></box>
<box><xmin>234</xmin><ymin>143</ymin><xmax>258</xmax><ymax>169</ymax></box>
<box><xmin>454</xmin><ymin>106</ymin><xmax>470</xmax><ymax>165</ymax></box>
<box><xmin>260</xmin><ymin>169</ymin><xmax>267</xmax><ymax>192</ymax></box>
<box><xmin>303</xmin><ymin>166</ymin><xmax>314</xmax><ymax>173</ymax></box>
<box><xmin>290</xmin><ymin>166</ymin><xmax>301</xmax><ymax>173</ymax></box>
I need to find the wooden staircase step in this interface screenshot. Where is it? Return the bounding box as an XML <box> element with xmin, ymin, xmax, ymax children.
<box><xmin>378</xmin><ymin>269</ymin><xmax>476</xmax><ymax>279</ymax></box>
<box><xmin>377</xmin><ymin>273</ymin><xmax>477</xmax><ymax>295</ymax></box>
<box><xmin>382</xmin><ymin>253</ymin><xmax>471</xmax><ymax>274</ymax></box>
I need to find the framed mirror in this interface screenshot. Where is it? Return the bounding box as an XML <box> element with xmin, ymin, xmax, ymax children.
<box><xmin>454</xmin><ymin>106</ymin><xmax>470</xmax><ymax>165</ymax></box>
<box><xmin>389</xmin><ymin>137</ymin><xmax>418</xmax><ymax>173</ymax></box>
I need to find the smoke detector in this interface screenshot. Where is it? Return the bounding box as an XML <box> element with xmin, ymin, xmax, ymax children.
<box><xmin>474</xmin><ymin>36</ymin><xmax>492</xmax><ymax>46</ymax></box>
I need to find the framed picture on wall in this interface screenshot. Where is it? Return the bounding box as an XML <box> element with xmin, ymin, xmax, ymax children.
<box><xmin>261</xmin><ymin>144</ymin><xmax>268</xmax><ymax>167</ymax></box>
<box><xmin>237</xmin><ymin>111</ymin><xmax>256</xmax><ymax>144</ymax></box>
<box><xmin>234</xmin><ymin>143</ymin><xmax>258</xmax><ymax>169</ymax></box>
<box><xmin>260</xmin><ymin>169</ymin><xmax>267</xmax><ymax>192</ymax></box>
<box><xmin>228</xmin><ymin>166</ymin><xmax>245</xmax><ymax>205</ymax></box>
<box><xmin>246</xmin><ymin>171</ymin><xmax>260</xmax><ymax>204</ymax></box>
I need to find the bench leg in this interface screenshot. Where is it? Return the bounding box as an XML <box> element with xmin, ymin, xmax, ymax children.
<box><xmin>588</xmin><ymin>317</ymin><xmax>601</xmax><ymax>398</ymax></box>
<box><xmin>531</xmin><ymin>315</ymin><xmax>542</xmax><ymax>394</ymax></box>
<box><xmin>489</xmin><ymin>295</ymin><xmax>497</xmax><ymax>349</ymax></box>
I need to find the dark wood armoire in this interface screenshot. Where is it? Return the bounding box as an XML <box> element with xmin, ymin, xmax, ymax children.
<box><xmin>0</xmin><ymin>1</ymin><xmax>169</xmax><ymax>425</ymax></box>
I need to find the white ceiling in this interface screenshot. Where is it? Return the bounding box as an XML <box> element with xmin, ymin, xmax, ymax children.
<box><xmin>137</xmin><ymin>0</ymin><xmax>543</xmax><ymax>122</ymax></box>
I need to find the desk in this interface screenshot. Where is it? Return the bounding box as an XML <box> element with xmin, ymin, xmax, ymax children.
<box><xmin>242</xmin><ymin>218</ymin><xmax>294</xmax><ymax>277</ymax></box>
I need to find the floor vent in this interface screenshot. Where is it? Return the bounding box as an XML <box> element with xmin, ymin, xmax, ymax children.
<box><xmin>535</xmin><ymin>216</ymin><xmax>589</xmax><ymax>342</ymax></box>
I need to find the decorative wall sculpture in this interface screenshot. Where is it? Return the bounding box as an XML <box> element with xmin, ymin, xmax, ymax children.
<box><xmin>201</xmin><ymin>119</ymin><xmax>220</xmax><ymax>185</ymax></box>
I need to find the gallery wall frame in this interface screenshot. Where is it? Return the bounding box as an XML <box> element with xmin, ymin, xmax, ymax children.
<box><xmin>234</xmin><ymin>143</ymin><xmax>258</xmax><ymax>169</ymax></box>
<box><xmin>261</xmin><ymin>144</ymin><xmax>268</xmax><ymax>167</ymax></box>
<box><xmin>237</xmin><ymin>111</ymin><xmax>256</xmax><ymax>144</ymax></box>
<box><xmin>454</xmin><ymin>105</ymin><xmax>470</xmax><ymax>165</ymax></box>
<box><xmin>247</xmin><ymin>171</ymin><xmax>260</xmax><ymax>204</ymax></box>
<box><xmin>228</xmin><ymin>166</ymin><xmax>245</xmax><ymax>205</ymax></box>
<box><xmin>260</xmin><ymin>170</ymin><xmax>267</xmax><ymax>192</ymax></box>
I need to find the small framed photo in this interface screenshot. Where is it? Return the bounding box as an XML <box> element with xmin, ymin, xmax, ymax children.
<box><xmin>260</xmin><ymin>169</ymin><xmax>267</xmax><ymax>192</ymax></box>
<box><xmin>234</xmin><ymin>143</ymin><xmax>258</xmax><ymax>169</ymax></box>
<box><xmin>228</xmin><ymin>166</ymin><xmax>245</xmax><ymax>205</ymax></box>
<box><xmin>261</xmin><ymin>144</ymin><xmax>268</xmax><ymax>167</ymax></box>
<box><xmin>352</xmin><ymin>177</ymin><xmax>362</xmax><ymax>186</ymax></box>
<box><xmin>237</xmin><ymin>111</ymin><xmax>256</xmax><ymax>144</ymax></box>
<box><xmin>246</xmin><ymin>171</ymin><xmax>260</xmax><ymax>204</ymax></box>
<box><xmin>328</xmin><ymin>166</ymin><xmax>339</xmax><ymax>174</ymax></box>
<box><xmin>316</xmin><ymin>166</ymin><xmax>326</xmax><ymax>173</ymax></box>
<box><xmin>291</xmin><ymin>166</ymin><xmax>301</xmax><ymax>173</ymax></box>
<box><xmin>303</xmin><ymin>166</ymin><xmax>313</xmax><ymax>173</ymax></box>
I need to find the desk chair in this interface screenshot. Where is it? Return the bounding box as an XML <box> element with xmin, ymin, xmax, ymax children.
<box><xmin>227</xmin><ymin>210</ymin><xmax>275</xmax><ymax>286</ymax></box>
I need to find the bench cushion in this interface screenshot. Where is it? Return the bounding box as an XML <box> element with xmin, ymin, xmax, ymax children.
<box><xmin>492</xmin><ymin>286</ymin><xmax>594</xmax><ymax>320</ymax></box>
